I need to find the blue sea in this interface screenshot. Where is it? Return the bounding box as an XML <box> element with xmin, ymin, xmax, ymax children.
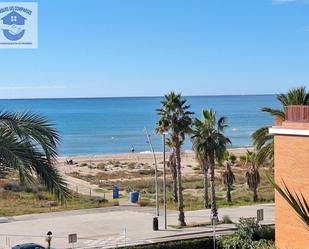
<box><xmin>0</xmin><ymin>95</ymin><xmax>280</xmax><ymax>156</ymax></box>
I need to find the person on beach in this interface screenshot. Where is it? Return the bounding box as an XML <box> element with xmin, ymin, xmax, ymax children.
<box><xmin>131</xmin><ymin>145</ymin><xmax>135</xmax><ymax>153</ymax></box>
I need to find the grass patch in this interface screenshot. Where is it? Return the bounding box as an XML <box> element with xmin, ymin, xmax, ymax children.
<box><xmin>169</xmin><ymin>219</ymin><xmax>231</xmax><ymax>229</ymax></box>
<box><xmin>97</xmin><ymin>163</ymin><xmax>106</xmax><ymax>170</ymax></box>
<box><xmin>94</xmin><ymin>188</ymin><xmax>107</xmax><ymax>194</ymax></box>
<box><xmin>0</xmin><ymin>182</ymin><xmax>110</xmax><ymax>216</ymax></box>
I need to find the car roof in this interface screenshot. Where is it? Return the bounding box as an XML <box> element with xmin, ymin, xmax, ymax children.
<box><xmin>12</xmin><ymin>243</ymin><xmax>44</xmax><ymax>249</ymax></box>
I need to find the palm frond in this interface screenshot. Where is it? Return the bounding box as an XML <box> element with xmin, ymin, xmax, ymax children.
<box><xmin>252</xmin><ymin>126</ymin><xmax>273</xmax><ymax>149</ymax></box>
<box><xmin>0</xmin><ymin>111</ymin><xmax>60</xmax><ymax>160</ymax></box>
<box><xmin>268</xmin><ymin>175</ymin><xmax>309</xmax><ymax>230</ymax></box>
<box><xmin>192</xmin><ymin>109</ymin><xmax>231</xmax><ymax>163</ymax></box>
<box><xmin>261</xmin><ymin>108</ymin><xmax>285</xmax><ymax>119</ymax></box>
<box><xmin>0</xmin><ymin>111</ymin><xmax>70</xmax><ymax>201</ymax></box>
<box><xmin>256</xmin><ymin>143</ymin><xmax>274</xmax><ymax>166</ymax></box>
<box><xmin>0</xmin><ymin>129</ymin><xmax>70</xmax><ymax>202</ymax></box>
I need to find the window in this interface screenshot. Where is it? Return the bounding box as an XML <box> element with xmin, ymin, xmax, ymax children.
<box><xmin>11</xmin><ymin>16</ymin><xmax>17</xmax><ymax>22</ymax></box>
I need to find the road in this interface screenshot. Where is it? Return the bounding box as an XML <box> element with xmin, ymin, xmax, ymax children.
<box><xmin>0</xmin><ymin>204</ymin><xmax>274</xmax><ymax>249</ymax></box>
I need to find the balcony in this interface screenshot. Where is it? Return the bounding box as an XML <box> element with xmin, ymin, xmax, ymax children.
<box><xmin>285</xmin><ymin>105</ymin><xmax>309</xmax><ymax>123</ymax></box>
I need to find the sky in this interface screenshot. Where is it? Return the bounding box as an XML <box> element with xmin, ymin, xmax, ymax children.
<box><xmin>0</xmin><ymin>0</ymin><xmax>309</xmax><ymax>99</ymax></box>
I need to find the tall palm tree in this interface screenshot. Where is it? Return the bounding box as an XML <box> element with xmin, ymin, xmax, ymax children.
<box><xmin>252</xmin><ymin>86</ymin><xmax>309</xmax><ymax>165</ymax></box>
<box><xmin>245</xmin><ymin>150</ymin><xmax>260</xmax><ymax>202</ymax></box>
<box><xmin>156</xmin><ymin>92</ymin><xmax>193</xmax><ymax>226</ymax></box>
<box><xmin>221</xmin><ymin>161</ymin><xmax>235</xmax><ymax>203</ymax></box>
<box><xmin>192</xmin><ymin>109</ymin><xmax>231</xmax><ymax>219</ymax></box>
<box><xmin>0</xmin><ymin>111</ymin><xmax>69</xmax><ymax>201</ymax></box>
<box><xmin>166</xmin><ymin>138</ymin><xmax>178</xmax><ymax>203</ymax></box>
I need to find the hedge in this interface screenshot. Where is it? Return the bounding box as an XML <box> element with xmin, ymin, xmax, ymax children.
<box><xmin>117</xmin><ymin>237</ymin><xmax>215</xmax><ymax>249</ymax></box>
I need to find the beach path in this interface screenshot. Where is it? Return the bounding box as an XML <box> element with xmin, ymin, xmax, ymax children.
<box><xmin>63</xmin><ymin>174</ymin><xmax>112</xmax><ymax>200</ymax></box>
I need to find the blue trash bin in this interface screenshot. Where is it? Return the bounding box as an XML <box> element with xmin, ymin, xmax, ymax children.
<box><xmin>113</xmin><ymin>186</ymin><xmax>120</xmax><ymax>199</ymax></box>
<box><xmin>129</xmin><ymin>191</ymin><xmax>139</xmax><ymax>203</ymax></box>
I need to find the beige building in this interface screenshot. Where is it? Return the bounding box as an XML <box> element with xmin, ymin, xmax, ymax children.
<box><xmin>270</xmin><ymin>105</ymin><xmax>309</xmax><ymax>249</ymax></box>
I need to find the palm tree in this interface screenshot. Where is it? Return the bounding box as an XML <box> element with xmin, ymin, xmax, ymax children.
<box><xmin>221</xmin><ymin>162</ymin><xmax>235</xmax><ymax>202</ymax></box>
<box><xmin>245</xmin><ymin>150</ymin><xmax>260</xmax><ymax>202</ymax></box>
<box><xmin>252</xmin><ymin>86</ymin><xmax>309</xmax><ymax>165</ymax></box>
<box><xmin>156</xmin><ymin>92</ymin><xmax>193</xmax><ymax>226</ymax></box>
<box><xmin>0</xmin><ymin>111</ymin><xmax>69</xmax><ymax>201</ymax></box>
<box><xmin>192</xmin><ymin>109</ymin><xmax>231</xmax><ymax>219</ymax></box>
<box><xmin>166</xmin><ymin>138</ymin><xmax>178</xmax><ymax>203</ymax></box>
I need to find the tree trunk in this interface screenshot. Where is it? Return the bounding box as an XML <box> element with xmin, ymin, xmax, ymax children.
<box><xmin>253</xmin><ymin>187</ymin><xmax>258</xmax><ymax>202</ymax></box>
<box><xmin>172</xmin><ymin>166</ymin><xmax>178</xmax><ymax>203</ymax></box>
<box><xmin>202</xmin><ymin>166</ymin><xmax>209</xmax><ymax>208</ymax></box>
<box><xmin>210</xmin><ymin>156</ymin><xmax>218</xmax><ymax>219</ymax></box>
<box><xmin>169</xmin><ymin>152</ymin><xmax>178</xmax><ymax>203</ymax></box>
<box><xmin>227</xmin><ymin>184</ymin><xmax>232</xmax><ymax>202</ymax></box>
<box><xmin>175</xmin><ymin>139</ymin><xmax>186</xmax><ymax>226</ymax></box>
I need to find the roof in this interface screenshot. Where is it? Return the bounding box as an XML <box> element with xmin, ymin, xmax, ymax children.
<box><xmin>12</xmin><ymin>243</ymin><xmax>44</xmax><ymax>249</ymax></box>
<box><xmin>1</xmin><ymin>10</ymin><xmax>27</xmax><ymax>21</ymax></box>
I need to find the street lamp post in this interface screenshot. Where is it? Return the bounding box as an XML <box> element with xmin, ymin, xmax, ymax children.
<box><xmin>144</xmin><ymin>127</ymin><xmax>159</xmax><ymax>217</ymax></box>
<box><xmin>211</xmin><ymin>214</ymin><xmax>217</xmax><ymax>249</ymax></box>
<box><xmin>162</xmin><ymin>132</ymin><xmax>168</xmax><ymax>230</ymax></box>
<box><xmin>46</xmin><ymin>231</ymin><xmax>52</xmax><ymax>249</ymax></box>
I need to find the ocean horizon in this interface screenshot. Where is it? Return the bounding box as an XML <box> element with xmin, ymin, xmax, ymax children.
<box><xmin>0</xmin><ymin>95</ymin><xmax>280</xmax><ymax>156</ymax></box>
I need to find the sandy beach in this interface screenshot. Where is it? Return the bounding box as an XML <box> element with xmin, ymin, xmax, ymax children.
<box><xmin>55</xmin><ymin>147</ymin><xmax>253</xmax><ymax>200</ymax></box>
<box><xmin>56</xmin><ymin>147</ymin><xmax>253</xmax><ymax>190</ymax></box>
<box><xmin>57</xmin><ymin>147</ymin><xmax>252</xmax><ymax>168</ymax></box>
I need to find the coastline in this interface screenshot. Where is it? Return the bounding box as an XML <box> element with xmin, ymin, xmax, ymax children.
<box><xmin>56</xmin><ymin>147</ymin><xmax>253</xmax><ymax>165</ymax></box>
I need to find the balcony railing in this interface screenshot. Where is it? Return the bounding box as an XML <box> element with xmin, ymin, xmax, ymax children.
<box><xmin>285</xmin><ymin>105</ymin><xmax>309</xmax><ymax>122</ymax></box>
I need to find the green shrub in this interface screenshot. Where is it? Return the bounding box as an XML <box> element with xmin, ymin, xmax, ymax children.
<box><xmin>235</xmin><ymin>217</ymin><xmax>275</xmax><ymax>241</ymax></box>
<box><xmin>258</xmin><ymin>225</ymin><xmax>275</xmax><ymax>241</ymax></box>
<box><xmin>95</xmin><ymin>197</ymin><xmax>108</xmax><ymax>203</ymax></box>
<box><xmin>224</xmin><ymin>150</ymin><xmax>230</xmax><ymax>161</ymax></box>
<box><xmin>139</xmin><ymin>199</ymin><xmax>154</xmax><ymax>207</ymax></box>
<box><xmin>219</xmin><ymin>235</ymin><xmax>274</xmax><ymax>249</ymax></box>
<box><xmin>97</xmin><ymin>163</ymin><xmax>106</xmax><ymax>170</ymax></box>
<box><xmin>128</xmin><ymin>162</ymin><xmax>136</xmax><ymax>169</ymax></box>
<box><xmin>236</xmin><ymin>217</ymin><xmax>260</xmax><ymax>240</ymax></box>
<box><xmin>229</xmin><ymin>154</ymin><xmax>237</xmax><ymax>164</ymax></box>
<box><xmin>138</xmin><ymin>169</ymin><xmax>156</xmax><ymax>175</ymax></box>
<box><xmin>120</xmin><ymin>237</ymin><xmax>214</xmax><ymax>249</ymax></box>
<box><xmin>80</xmin><ymin>163</ymin><xmax>88</xmax><ymax>167</ymax></box>
<box><xmin>35</xmin><ymin>193</ymin><xmax>49</xmax><ymax>200</ymax></box>
<box><xmin>192</xmin><ymin>166</ymin><xmax>200</xmax><ymax>171</ymax></box>
<box><xmin>3</xmin><ymin>182</ymin><xmax>22</xmax><ymax>192</ymax></box>
<box><xmin>118</xmin><ymin>236</ymin><xmax>274</xmax><ymax>249</ymax></box>
<box><xmin>222</xmin><ymin>215</ymin><xmax>233</xmax><ymax>224</ymax></box>
<box><xmin>239</xmin><ymin>155</ymin><xmax>247</xmax><ymax>163</ymax></box>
